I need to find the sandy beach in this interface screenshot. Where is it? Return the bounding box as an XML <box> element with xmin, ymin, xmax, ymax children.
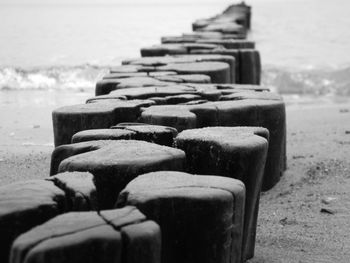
<box><xmin>251</xmin><ymin>100</ymin><xmax>350</xmax><ymax>262</ymax></box>
<box><xmin>0</xmin><ymin>90</ymin><xmax>349</xmax><ymax>262</ymax></box>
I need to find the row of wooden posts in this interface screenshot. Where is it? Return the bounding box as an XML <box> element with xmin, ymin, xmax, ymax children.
<box><xmin>0</xmin><ymin>3</ymin><xmax>286</xmax><ymax>263</ymax></box>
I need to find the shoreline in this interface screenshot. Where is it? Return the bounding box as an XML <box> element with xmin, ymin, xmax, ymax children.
<box><xmin>0</xmin><ymin>89</ymin><xmax>93</xmax><ymax>184</ymax></box>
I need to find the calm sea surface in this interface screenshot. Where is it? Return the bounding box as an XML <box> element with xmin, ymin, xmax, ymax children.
<box><xmin>1</xmin><ymin>0</ymin><xmax>350</xmax><ymax>96</ymax></box>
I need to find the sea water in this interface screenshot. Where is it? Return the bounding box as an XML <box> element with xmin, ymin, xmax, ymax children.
<box><xmin>0</xmin><ymin>0</ymin><xmax>350</xmax><ymax>97</ymax></box>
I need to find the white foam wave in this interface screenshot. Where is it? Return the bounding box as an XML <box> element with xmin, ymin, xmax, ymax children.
<box><xmin>0</xmin><ymin>65</ymin><xmax>108</xmax><ymax>90</ymax></box>
<box><xmin>1</xmin><ymin>64</ymin><xmax>350</xmax><ymax>97</ymax></box>
<box><xmin>262</xmin><ymin>65</ymin><xmax>350</xmax><ymax>96</ymax></box>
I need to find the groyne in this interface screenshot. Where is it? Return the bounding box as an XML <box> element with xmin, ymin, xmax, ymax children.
<box><xmin>0</xmin><ymin>3</ymin><xmax>286</xmax><ymax>263</ymax></box>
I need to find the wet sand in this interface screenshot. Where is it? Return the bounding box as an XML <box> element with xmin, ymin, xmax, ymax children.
<box><xmin>0</xmin><ymin>90</ymin><xmax>349</xmax><ymax>262</ymax></box>
<box><xmin>0</xmin><ymin>89</ymin><xmax>92</xmax><ymax>184</ymax></box>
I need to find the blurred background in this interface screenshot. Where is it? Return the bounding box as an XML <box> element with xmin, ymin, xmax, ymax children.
<box><xmin>0</xmin><ymin>0</ymin><xmax>350</xmax><ymax>96</ymax></box>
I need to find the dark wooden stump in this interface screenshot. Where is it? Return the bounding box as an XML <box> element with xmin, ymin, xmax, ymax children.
<box><xmin>50</xmin><ymin>140</ymin><xmax>186</xmax><ymax>208</ymax></box>
<box><xmin>117</xmin><ymin>171</ymin><xmax>245</xmax><ymax>263</ymax></box>
<box><xmin>10</xmin><ymin>207</ymin><xmax>160</xmax><ymax>263</ymax></box>
<box><xmin>175</xmin><ymin>127</ymin><xmax>269</xmax><ymax>260</ymax></box>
